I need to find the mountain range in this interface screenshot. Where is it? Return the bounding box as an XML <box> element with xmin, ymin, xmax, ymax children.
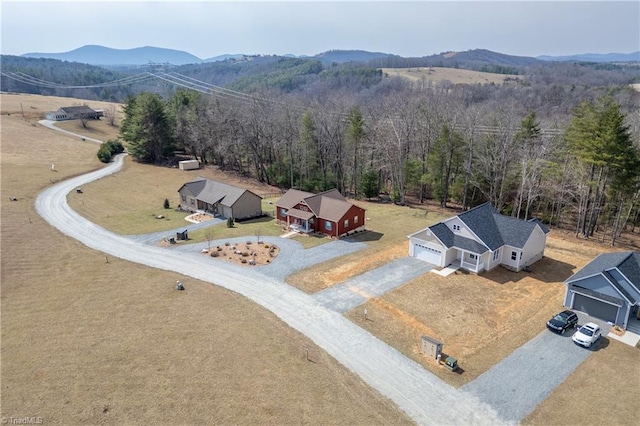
<box><xmin>21</xmin><ymin>45</ymin><xmax>640</xmax><ymax>67</ymax></box>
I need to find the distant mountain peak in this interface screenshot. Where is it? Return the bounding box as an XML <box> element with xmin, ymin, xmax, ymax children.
<box><xmin>22</xmin><ymin>45</ymin><xmax>203</xmax><ymax>66</ymax></box>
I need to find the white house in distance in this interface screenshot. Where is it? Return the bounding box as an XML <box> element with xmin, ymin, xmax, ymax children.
<box><xmin>408</xmin><ymin>203</ymin><xmax>550</xmax><ymax>273</ymax></box>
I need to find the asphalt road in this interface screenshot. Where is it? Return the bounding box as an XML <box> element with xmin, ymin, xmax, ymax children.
<box><xmin>35</xmin><ymin>153</ymin><xmax>505</xmax><ymax>424</ymax></box>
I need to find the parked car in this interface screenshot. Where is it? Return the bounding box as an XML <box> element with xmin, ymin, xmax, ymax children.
<box><xmin>572</xmin><ymin>322</ymin><xmax>602</xmax><ymax>348</ymax></box>
<box><xmin>546</xmin><ymin>310</ymin><xmax>578</xmax><ymax>334</ymax></box>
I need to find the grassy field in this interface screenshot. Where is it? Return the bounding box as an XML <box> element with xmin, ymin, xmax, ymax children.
<box><xmin>0</xmin><ymin>94</ymin><xmax>412</xmax><ymax>425</ymax></box>
<box><xmin>286</xmin><ymin>202</ymin><xmax>448</xmax><ymax>293</ymax></box>
<box><xmin>2</xmin><ymin>93</ymin><xmax>637</xmax><ymax>425</ymax></box>
<box><xmin>380</xmin><ymin>67</ymin><xmax>519</xmax><ymax>85</ymax></box>
<box><xmin>523</xmin><ymin>338</ymin><xmax>638</xmax><ymax>425</ymax></box>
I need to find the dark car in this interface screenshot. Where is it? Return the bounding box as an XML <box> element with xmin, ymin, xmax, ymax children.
<box><xmin>546</xmin><ymin>310</ymin><xmax>578</xmax><ymax>334</ymax></box>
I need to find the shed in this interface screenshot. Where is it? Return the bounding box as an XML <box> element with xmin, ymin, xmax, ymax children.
<box><xmin>179</xmin><ymin>160</ymin><xmax>200</xmax><ymax>171</ymax></box>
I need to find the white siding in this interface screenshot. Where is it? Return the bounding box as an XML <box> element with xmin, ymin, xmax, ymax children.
<box><xmin>521</xmin><ymin>226</ymin><xmax>547</xmax><ymax>267</ymax></box>
<box><xmin>445</xmin><ymin>217</ymin><xmax>476</xmax><ymax>239</ymax></box>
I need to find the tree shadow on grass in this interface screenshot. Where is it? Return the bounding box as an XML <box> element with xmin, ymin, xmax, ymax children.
<box><xmin>345</xmin><ymin>230</ymin><xmax>384</xmax><ymax>243</ymax></box>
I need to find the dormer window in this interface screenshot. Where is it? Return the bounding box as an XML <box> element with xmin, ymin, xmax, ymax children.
<box><xmin>453</xmin><ymin>224</ymin><xmax>460</xmax><ymax>231</ymax></box>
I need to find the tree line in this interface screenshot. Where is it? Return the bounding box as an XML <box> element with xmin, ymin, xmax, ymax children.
<box><xmin>118</xmin><ymin>76</ymin><xmax>640</xmax><ymax>246</ymax></box>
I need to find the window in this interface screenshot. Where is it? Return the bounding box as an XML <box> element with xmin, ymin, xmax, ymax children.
<box><xmin>181</xmin><ymin>194</ymin><xmax>186</xmax><ymax>202</ymax></box>
<box><xmin>354</xmin><ymin>216</ymin><xmax>359</xmax><ymax>224</ymax></box>
<box><xmin>280</xmin><ymin>208</ymin><xmax>287</xmax><ymax>216</ymax></box>
<box><xmin>493</xmin><ymin>250</ymin><xmax>500</xmax><ymax>261</ymax></box>
<box><xmin>469</xmin><ymin>254</ymin><xmax>477</xmax><ymax>260</ymax></box>
<box><xmin>511</xmin><ymin>251</ymin><xmax>517</xmax><ymax>261</ymax></box>
<box><xmin>325</xmin><ymin>221</ymin><xmax>333</xmax><ymax>231</ymax></box>
<box><xmin>453</xmin><ymin>224</ymin><xmax>460</xmax><ymax>231</ymax></box>
<box><xmin>344</xmin><ymin>219</ymin><xmax>349</xmax><ymax>228</ymax></box>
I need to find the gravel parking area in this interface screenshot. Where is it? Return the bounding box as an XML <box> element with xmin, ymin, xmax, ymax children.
<box><xmin>313</xmin><ymin>257</ymin><xmax>434</xmax><ymax>312</ymax></box>
<box><xmin>153</xmin><ymin>231</ymin><xmax>367</xmax><ymax>281</ymax></box>
<box><xmin>461</xmin><ymin>314</ymin><xmax>611</xmax><ymax>423</ymax></box>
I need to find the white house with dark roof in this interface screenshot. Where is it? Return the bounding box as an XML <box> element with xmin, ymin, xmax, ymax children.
<box><xmin>177</xmin><ymin>177</ymin><xmax>262</xmax><ymax>220</ymax></box>
<box><xmin>45</xmin><ymin>106</ymin><xmax>104</xmax><ymax>121</ymax></box>
<box><xmin>564</xmin><ymin>251</ymin><xmax>640</xmax><ymax>329</ymax></box>
<box><xmin>408</xmin><ymin>203</ymin><xmax>550</xmax><ymax>273</ymax></box>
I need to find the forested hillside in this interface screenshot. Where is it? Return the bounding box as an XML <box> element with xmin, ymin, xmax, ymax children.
<box><xmin>2</xmin><ymin>52</ymin><xmax>639</xmax><ymax>245</ymax></box>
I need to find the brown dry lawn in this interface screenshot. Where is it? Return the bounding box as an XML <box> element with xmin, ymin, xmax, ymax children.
<box><xmin>523</xmin><ymin>338</ymin><xmax>638</xmax><ymax>425</ymax></box>
<box><xmin>381</xmin><ymin>67</ymin><xmax>519</xmax><ymax>85</ymax></box>
<box><xmin>343</xmin><ymin>234</ymin><xmax>610</xmax><ymax>387</ymax></box>
<box><xmin>0</xmin><ymin>94</ymin><xmax>412</xmax><ymax>424</ymax></box>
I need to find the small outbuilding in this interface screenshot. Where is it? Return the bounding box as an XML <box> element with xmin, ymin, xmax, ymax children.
<box><xmin>178</xmin><ymin>160</ymin><xmax>200</xmax><ymax>171</ymax></box>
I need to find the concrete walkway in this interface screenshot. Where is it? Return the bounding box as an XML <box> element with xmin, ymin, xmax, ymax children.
<box><xmin>313</xmin><ymin>257</ymin><xmax>434</xmax><ymax>312</ymax></box>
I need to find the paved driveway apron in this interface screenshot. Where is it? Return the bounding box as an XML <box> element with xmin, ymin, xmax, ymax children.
<box><xmin>313</xmin><ymin>257</ymin><xmax>434</xmax><ymax>312</ymax></box>
<box><xmin>461</xmin><ymin>315</ymin><xmax>611</xmax><ymax>423</ymax></box>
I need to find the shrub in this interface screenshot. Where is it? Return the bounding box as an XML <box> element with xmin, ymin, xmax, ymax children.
<box><xmin>210</xmin><ymin>251</ymin><xmax>219</xmax><ymax>257</ymax></box>
<box><xmin>163</xmin><ymin>198</ymin><xmax>170</xmax><ymax>209</ymax></box>
<box><xmin>97</xmin><ymin>139</ymin><xmax>125</xmax><ymax>163</ymax></box>
<box><xmin>226</xmin><ymin>217</ymin><xmax>235</xmax><ymax>228</ymax></box>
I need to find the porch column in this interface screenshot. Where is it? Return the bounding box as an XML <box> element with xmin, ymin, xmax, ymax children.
<box><xmin>475</xmin><ymin>254</ymin><xmax>480</xmax><ymax>271</ymax></box>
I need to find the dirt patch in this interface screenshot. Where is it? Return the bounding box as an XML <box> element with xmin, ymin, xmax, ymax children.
<box><xmin>345</xmin><ymin>232</ymin><xmax>623</xmax><ymax>388</ymax></box>
<box><xmin>202</xmin><ymin>241</ymin><xmax>280</xmax><ymax>266</ymax></box>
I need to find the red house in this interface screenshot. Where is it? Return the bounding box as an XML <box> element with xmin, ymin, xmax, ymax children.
<box><xmin>276</xmin><ymin>189</ymin><xmax>366</xmax><ymax>239</ymax></box>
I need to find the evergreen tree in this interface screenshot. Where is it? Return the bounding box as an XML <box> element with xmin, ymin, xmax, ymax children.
<box><xmin>120</xmin><ymin>92</ymin><xmax>173</xmax><ymax>164</ymax></box>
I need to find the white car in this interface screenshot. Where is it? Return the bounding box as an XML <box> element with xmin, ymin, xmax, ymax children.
<box><xmin>572</xmin><ymin>322</ymin><xmax>602</xmax><ymax>348</ymax></box>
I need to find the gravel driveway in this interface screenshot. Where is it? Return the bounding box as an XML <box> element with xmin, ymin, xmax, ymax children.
<box><xmin>461</xmin><ymin>314</ymin><xmax>610</xmax><ymax>422</ymax></box>
<box><xmin>35</xmin><ymin>153</ymin><xmax>505</xmax><ymax>425</ymax></box>
<box><xmin>313</xmin><ymin>257</ymin><xmax>434</xmax><ymax>312</ymax></box>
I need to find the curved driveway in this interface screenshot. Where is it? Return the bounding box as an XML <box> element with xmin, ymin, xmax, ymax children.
<box><xmin>35</xmin><ymin>155</ymin><xmax>504</xmax><ymax>424</ymax></box>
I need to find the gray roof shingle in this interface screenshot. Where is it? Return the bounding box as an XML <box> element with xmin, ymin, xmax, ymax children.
<box><xmin>179</xmin><ymin>177</ymin><xmax>259</xmax><ymax>207</ymax></box>
<box><xmin>457</xmin><ymin>203</ymin><xmax>504</xmax><ymax>250</ymax></box>
<box><xmin>566</xmin><ymin>252</ymin><xmax>636</xmax><ymax>283</ymax></box>
<box><xmin>276</xmin><ymin>188</ymin><xmax>363</xmax><ymax>223</ymax></box>
<box><xmin>429</xmin><ymin>223</ymin><xmax>489</xmax><ymax>254</ymax></box>
<box><xmin>618</xmin><ymin>252</ymin><xmax>640</xmax><ymax>289</ymax></box>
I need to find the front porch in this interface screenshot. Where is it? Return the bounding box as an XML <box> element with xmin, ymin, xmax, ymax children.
<box><xmin>284</xmin><ymin>208</ymin><xmax>315</xmax><ymax>234</ymax></box>
<box><xmin>458</xmin><ymin>250</ymin><xmax>484</xmax><ymax>273</ymax></box>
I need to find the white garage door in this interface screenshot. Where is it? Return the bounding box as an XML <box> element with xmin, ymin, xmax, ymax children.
<box><xmin>414</xmin><ymin>244</ymin><xmax>441</xmax><ymax>265</ymax></box>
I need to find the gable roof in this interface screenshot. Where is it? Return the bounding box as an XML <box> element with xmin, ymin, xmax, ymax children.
<box><xmin>276</xmin><ymin>189</ymin><xmax>314</xmax><ymax>209</ymax></box>
<box><xmin>178</xmin><ymin>177</ymin><xmax>259</xmax><ymax>207</ymax></box>
<box><xmin>60</xmin><ymin>105</ymin><xmax>97</xmax><ymax>114</ymax></box>
<box><xmin>429</xmin><ymin>223</ymin><xmax>490</xmax><ymax>254</ymax></box>
<box><xmin>457</xmin><ymin>203</ymin><xmax>504</xmax><ymax>250</ymax></box>
<box><xmin>444</xmin><ymin>202</ymin><xmax>547</xmax><ymax>251</ymax></box>
<box><xmin>567</xmin><ymin>251</ymin><xmax>640</xmax><ymax>290</ymax></box>
<box><xmin>277</xmin><ymin>188</ymin><xmax>363</xmax><ymax>222</ymax></box>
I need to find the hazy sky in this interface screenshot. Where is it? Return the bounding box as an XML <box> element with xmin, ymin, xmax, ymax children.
<box><xmin>2</xmin><ymin>1</ymin><xmax>639</xmax><ymax>59</ymax></box>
